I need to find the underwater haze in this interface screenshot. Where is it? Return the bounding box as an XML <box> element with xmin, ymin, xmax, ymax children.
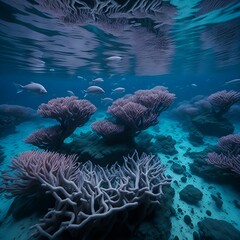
<box><xmin>0</xmin><ymin>0</ymin><xmax>240</xmax><ymax>240</ymax></box>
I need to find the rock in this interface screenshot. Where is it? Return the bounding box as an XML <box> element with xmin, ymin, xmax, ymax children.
<box><xmin>184</xmin><ymin>215</ymin><xmax>192</xmax><ymax>225</ymax></box>
<box><xmin>179</xmin><ymin>184</ymin><xmax>203</xmax><ymax>205</ymax></box>
<box><xmin>233</xmin><ymin>199</ymin><xmax>240</xmax><ymax>209</ymax></box>
<box><xmin>181</xmin><ymin>176</ymin><xmax>187</xmax><ymax>183</ymax></box>
<box><xmin>198</xmin><ymin>218</ymin><xmax>240</xmax><ymax>240</ymax></box>
<box><xmin>171</xmin><ymin>163</ymin><xmax>185</xmax><ymax>174</ymax></box>
<box><xmin>188</xmin><ymin>130</ymin><xmax>204</xmax><ymax>146</ymax></box>
<box><xmin>7</xmin><ymin>192</ymin><xmax>55</xmax><ymax>220</ymax></box>
<box><xmin>193</xmin><ymin>231</ymin><xmax>200</xmax><ymax>240</ymax></box>
<box><xmin>211</xmin><ymin>194</ymin><xmax>223</xmax><ymax>209</ymax></box>
<box><xmin>177</xmin><ymin>208</ymin><xmax>183</xmax><ymax>214</ymax></box>
<box><xmin>206</xmin><ymin>210</ymin><xmax>211</xmax><ymax>216</ymax></box>
<box><xmin>153</xmin><ymin>135</ymin><xmax>178</xmax><ymax>156</ymax></box>
<box><xmin>130</xmin><ymin>186</ymin><xmax>175</xmax><ymax>240</ymax></box>
<box><xmin>192</xmin><ymin>113</ymin><xmax>234</xmax><ymax>137</ymax></box>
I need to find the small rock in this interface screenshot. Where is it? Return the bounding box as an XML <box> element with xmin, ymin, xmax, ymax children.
<box><xmin>184</xmin><ymin>215</ymin><xmax>192</xmax><ymax>225</ymax></box>
<box><xmin>179</xmin><ymin>184</ymin><xmax>203</xmax><ymax>205</ymax></box>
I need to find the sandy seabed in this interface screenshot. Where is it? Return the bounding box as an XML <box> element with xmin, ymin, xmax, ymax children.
<box><xmin>0</xmin><ymin>114</ymin><xmax>239</xmax><ymax>240</ymax></box>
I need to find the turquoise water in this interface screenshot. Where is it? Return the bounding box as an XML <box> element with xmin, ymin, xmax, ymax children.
<box><xmin>0</xmin><ymin>1</ymin><xmax>240</xmax><ymax>240</ymax></box>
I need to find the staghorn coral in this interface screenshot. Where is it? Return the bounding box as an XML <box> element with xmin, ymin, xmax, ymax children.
<box><xmin>0</xmin><ymin>150</ymin><xmax>170</xmax><ymax>239</ymax></box>
<box><xmin>0</xmin><ymin>151</ymin><xmax>79</xmax><ymax>198</ymax></box>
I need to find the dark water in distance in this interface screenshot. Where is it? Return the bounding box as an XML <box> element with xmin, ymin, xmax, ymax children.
<box><xmin>0</xmin><ymin>0</ymin><xmax>240</xmax><ymax>108</ymax></box>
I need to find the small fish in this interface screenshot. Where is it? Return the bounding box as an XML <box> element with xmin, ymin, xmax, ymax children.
<box><xmin>225</xmin><ymin>79</ymin><xmax>240</xmax><ymax>85</ymax></box>
<box><xmin>77</xmin><ymin>76</ymin><xmax>86</xmax><ymax>80</ymax></box>
<box><xmin>111</xmin><ymin>87</ymin><xmax>125</xmax><ymax>94</ymax></box>
<box><xmin>191</xmin><ymin>83</ymin><xmax>197</xmax><ymax>87</ymax></box>
<box><xmin>90</xmin><ymin>78</ymin><xmax>104</xmax><ymax>84</ymax></box>
<box><xmin>101</xmin><ymin>97</ymin><xmax>113</xmax><ymax>105</ymax></box>
<box><xmin>107</xmin><ymin>56</ymin><xmax>122</xmax><ymax>61</ymax></box>
<box><xmin>13</xmin><ymin>81</ymin><xmax>47</xmax><ymax>94</ymax></box>
<box><xmin>84</xmin><ymin>86</ymin><xmax>105</xmax><ymax>97</ymax></box>
<box><xmin>67</xmin><ymin>90</ymin><xmax>75</xmax><ymax>96</ymax></box>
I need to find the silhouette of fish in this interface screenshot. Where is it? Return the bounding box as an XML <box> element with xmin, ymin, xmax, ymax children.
<box><xmin>13</xmin><ymin>82</ymin><xmax>47</xmax><ymax>94</ymax></box>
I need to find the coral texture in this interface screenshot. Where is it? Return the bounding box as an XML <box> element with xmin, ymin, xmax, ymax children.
<box><xmin>206</xmin><ymin>134</ymin><xmax>240</xmax><ymax>175</ymax></box>
<box><xmin>92</xmin><ymin>86</ymin><xmax>175</xmax><ymax>141</ymax></box>
<box><xmin>25</xmin><ymin>96</ymin><xmax>96</xmax><ymax>150</ymax></box>
<box><xmin>0</xmin><ymin>150</ymin><xmax>170</xmax><ymax>239</ymax></box>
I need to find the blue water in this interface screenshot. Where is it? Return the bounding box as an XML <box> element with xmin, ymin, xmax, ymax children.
<box><xmin>0</xmin><ymin>0</ymin><xmax>240</xmax><ymax>240</ymax></box>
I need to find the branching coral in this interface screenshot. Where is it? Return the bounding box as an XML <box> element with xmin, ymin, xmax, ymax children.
<box><xmin>208</xmin><ymin>90</ymin><xmax>240</xmax><ymax>116</ymax></box>
<box><xmin>92</xmin><ymin>86</ymin><xmax>175</xmax><ymax>141</ymax></box>
<box><xmin>206</xmin><ymin>133</ymin><xmax>240</xmax><ymax>175</ymax></box>
<box><xmin>25</xmin><ymin>96</ymin><xmax>96</xmax><ymax>150</ymax></box>
<box><xmin>0</xmin><ymin>150</ymin><xmax>170</xmax><ymax>239</ymax></box>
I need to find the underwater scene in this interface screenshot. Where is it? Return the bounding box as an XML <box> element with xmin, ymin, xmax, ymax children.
<box><xmin>0</xmin><ymin>0</ymin><xmax>240</xmax><ymax>239</ymax></box>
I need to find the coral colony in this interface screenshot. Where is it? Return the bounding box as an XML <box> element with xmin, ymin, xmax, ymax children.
<box><xmin>25</xmin><ymin>96</ymin><xmax>96</xmax><ymax>150</ymax></box>
<box><xmin>206</xmin><ymin>134</ymin><xmax>240</xmax><ymax>175</ymax></box>
<box><xmin>0</xmin><ymin>86</ymin><xmax>175</xmax><ymax>240</ymax></box>
<box><xmin>92</xmin><ymin>86</ymin><xmax>175</xmax><ymax>143</ymax></box>
<box><xmin>1</xmin><ymin>86</ymin><xmax>240</xmax><ymax>240</ymax></box>
<box><xmin>0</xmin><ymin>151</ymin><xmax>170</xmax><ymax>239</ymax></box>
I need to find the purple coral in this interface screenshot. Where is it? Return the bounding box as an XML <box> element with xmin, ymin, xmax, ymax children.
<box><xmin>0</xmin><ymin>151</ymin><xmax>78</xmax><ymax>198</ymax></box>
<box><xmin>108</xmin><ymin>101</ymin><xmax>158</xmax><ymax>132</ymax></box>
<box><xmin>25</xmin><ymin>97</ymin><xmax>96</xmax><ymax>150</ymax></box>
<box><xmin>0</xmin><ymin>150</ymin><xmax>170</xmax><ymax>239</ymax></box>
<box><xmin>0</xmin><ymin>104</ymin><xmax>37</xmax><ymax>122</ymax></box>
<box><xmin>206</xmin><ymin>152</ymin><xmax>240</xmax><ymax>175</ymax></box>
<box><xmin>0</xmin><ymin>104</ymin><xmax>37</xmax><ymax>137</ymax></box>
<box><xmin>92</xmin><ymin>86</ymin><xmax>175</xmax><ymax>141</ymax></box>
<box><xmin>91</xmin><ymin>120</ymin><xmax>125</xmax><ymax>140</ymax></box>
<box><xmin>206</xmin><ymin>133</ymin><xmax>240</xmax><ymax>175</ymax></box>
<box><xmin>25</xmin><ymin>126</ymin><xmax>64</xmax><ymax>150</ymax></box>
<box><xmin>208</xmin><ymin>90</ymin><xmax>240</xmax><ymax>116</ymax></box>
<box><xmin>38</xmin><ymin>96</ymin><xmax>96</xmax><ymax>129</ymax></box>
<box><xmin>133</xmin><ymin>87</ymin><xmax>175</xmax><ymax>114</ymax></box>
<box><xmin>218</xmin><ymin>133</ymin><xmax>240</xmax><ymax>154</ymax></box>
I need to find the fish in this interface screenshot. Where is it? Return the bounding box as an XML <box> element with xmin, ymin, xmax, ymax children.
<box><xmin>191</xmin><ymin>83</ymin><xmax>197</xmax><ymax>87</ymax></box>
<box><xmin>13</xmin><ymin>81</ymin><xmax>47</xmax><ymax>94</ymax></box>
<box><xmin>107</xmin><ymin>56</ymin><xmax>122</xmax><ymax>61</ymax></box>
<box><xmin>225</xmin><ymin>79</ymin><xmax>240</xmax><ymax>85</ymax></box>
<box><xmin>67</xmin><ymin>90</ymin><xmax>75</xmax><ymax>96</ymax></box>
<box><xmin>101</xmin><ymin>97</ymin><xmax>113</xmax><ymax>105</ymax></box>
<box><xmin>84</xmin><ymin>86</ymin><xmax>105</xmax><ymax>97</ymax></box>
<box><xmin>111</xmin><ymin>87</ymin><xmax>125</xmax><ymax>94</ymax></box>
<box><xmin>77</xmin><ymin>76</ymin><xmax>86</xmax><ymax>80</ymax></box>
<box><xmin>90</xmin><ymin>78</ymin><xmax>104</xmax><ymax>84</ymax></box>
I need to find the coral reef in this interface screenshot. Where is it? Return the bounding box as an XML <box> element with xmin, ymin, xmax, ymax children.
<box><xmin>25</xmin><ymin>96</ymin><xmax>96</xmax><ymax>150</ymax></box>
<box><xmin>92</xmin><ymin>86</ymin><xmax>175</xmax><ymax>143</ymax></box>
<box><xmin>206</xmin><ymin>134</ymin><xmax>240</xmax><ymax>175</ymax></box>
<box><xmin>173</xmin><ymin>90</ymin><xmax>240</xmax><ymax>138</ymax></box>
<box><xmin>0</xmin><ymin>104</ymin><xmax>37</xmax><ymax>138</ymax></box>
<box><xmin>0</xmin><ymin>150</ymin><xmax>170</xmax><ymax>240</ymax></box>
